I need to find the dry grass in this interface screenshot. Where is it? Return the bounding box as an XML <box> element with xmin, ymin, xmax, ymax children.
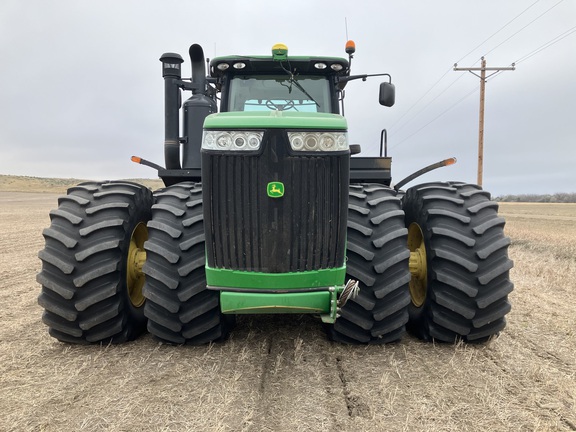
<box><xmin>0</xmin><ymin>187</ymin><xmax>575</xmax><ymax>431</ymax></box>
<box><xmin>0</xmin><ymin>175</ymin><xmax>163</xmax><ymax>194</ymax></box>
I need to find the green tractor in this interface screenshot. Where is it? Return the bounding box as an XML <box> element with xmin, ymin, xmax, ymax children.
<box><xmin>37</xmin><ymin>42</ymin><xmax>513</xmax><ymax>345</ymax></box>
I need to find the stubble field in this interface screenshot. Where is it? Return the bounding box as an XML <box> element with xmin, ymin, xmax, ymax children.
<box><xmin>0</xmin><ymin>184</ymin><xmax>575</xmax><ymax>431</ymax></box>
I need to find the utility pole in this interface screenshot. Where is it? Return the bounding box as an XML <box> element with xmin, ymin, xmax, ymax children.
<box><xmin>454</xmin><ymin>58</ymin><xmax>515</xmax><ymax>186</ymax></box>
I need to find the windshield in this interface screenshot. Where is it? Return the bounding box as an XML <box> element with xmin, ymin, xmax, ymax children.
<box><xmin>228</xmin><ymin>75</ymin><xmax>331</xmax><ymax>113</ymax></box>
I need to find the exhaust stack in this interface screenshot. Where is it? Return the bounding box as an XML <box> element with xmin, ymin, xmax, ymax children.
<box><xmin>182</xmin><ymin>44</ymin><xmax>216</xmax><ymax>170</ymax></box>
<box><xmin>159</xmin><ymin>52</ymin><xmax>184</xmax><ymax>170</ymax></box>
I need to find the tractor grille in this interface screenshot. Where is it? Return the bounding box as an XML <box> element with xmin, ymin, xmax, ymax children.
<box><xmin>202</xmin><ymin>130</ymin><xmax>348</xmax><ymax>274</ymax></box>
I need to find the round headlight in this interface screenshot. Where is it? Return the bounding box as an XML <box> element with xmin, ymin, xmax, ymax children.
<box><xmin>314</xmin><ymin>62</ymin><xmax>327</xmax><ymax>70</ymax></box>
<box><xmin>234</xmin><ymin>136</ymin><xmax>246</xmax><ymax>148</ymax></box>
<box><xmin>233</xmin><ymin>62</ymin><xmax>246</xmax><ymax>69</ymax></box>
<box><xmin>331</xmin><ymin>63</ymin><xmax>344</xmax><ymax>71</ymax></box>
<box><xmin>216</xmin><ymin>63</ymin><xmax>229</xmax><ymax>71</ymax></box>
<box><xmin>293</xmin><ymin>135</ymin><xmax>304</xmax><ymax>150</ymax></box>
<box><xmin>217</xmin><ymin>132</ymin><xmax>232</xmax><ymax>149</ymax></box>
<box><xmin>247</xmin><ymin>134</ymin><xmax>261</xmax><ymax>149</ymax></box>
<box><xmin>305</xmin><ymin>135</ymin><xmax>318</xmax><ymax>150</ymax></box>
<box><xmin>319</xmin><ymin>134</ymin><xmax>335</xmax><ymax>151</ymax></box>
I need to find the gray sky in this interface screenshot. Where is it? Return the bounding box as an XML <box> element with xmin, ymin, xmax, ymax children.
<box><xmin>1</xmin><ymin>0</ymin><xmax>575</xmax><ymax>195</ymax></box>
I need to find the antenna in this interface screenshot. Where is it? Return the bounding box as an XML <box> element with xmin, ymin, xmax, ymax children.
<box><xmin>344</xmin><ymin>18</ymin><xmax>355</xmax><ymax>70</ymax></box>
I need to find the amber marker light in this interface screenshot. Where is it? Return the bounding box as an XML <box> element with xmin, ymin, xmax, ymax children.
<box><xmin>345</xmin><ymin>40</ymin><xmax>356</xmax><ymax>55</ymax></box>
<box><xmin>445</xmin><ymin>157</ymin><xmax>457</xmax><ymax>166</ymax></box>
<box><xmin>131</xmin><ymin>156</ymin><xmax>163</xmax><ymax>171</ymax></box>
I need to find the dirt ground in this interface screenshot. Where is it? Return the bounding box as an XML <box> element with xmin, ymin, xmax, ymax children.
<box><xmin>0</xmin><ymin>191</ymin><xmax>575</xmax><ymax>431</ymax></box>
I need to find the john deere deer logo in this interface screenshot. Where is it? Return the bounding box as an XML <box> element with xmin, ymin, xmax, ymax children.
<box><xmin>267</xmin><ymin>181</ymin><xmax>285</xmax><ymax>198</ymax></box>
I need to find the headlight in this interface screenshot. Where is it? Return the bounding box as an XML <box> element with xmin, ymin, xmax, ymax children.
<box><xmin>288</xmin><ymin>132</ymin><xmax>348</xmax><ymax>152</ymax></box>
<box><xmin>202</xmin><ymin>131</ymin><xmax>263</xmax><ymax>151</ymax></box>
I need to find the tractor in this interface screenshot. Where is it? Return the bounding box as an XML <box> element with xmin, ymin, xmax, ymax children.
<box><xmin>37</xmin><ymin>42</ymin><xmax>513</xmax><ymax>345</ymax></box>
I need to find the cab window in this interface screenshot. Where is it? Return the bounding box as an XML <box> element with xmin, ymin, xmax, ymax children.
<box><xmin>228</xmin><ymin>75</ymin><xmax>331</xmax><ymax>113</ymax></box>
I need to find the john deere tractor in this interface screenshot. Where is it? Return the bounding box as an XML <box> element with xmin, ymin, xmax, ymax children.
<box><xmin>37</xmin><ymin>42</ymin><xmax>513</xmax><ymax>345</ymax></box>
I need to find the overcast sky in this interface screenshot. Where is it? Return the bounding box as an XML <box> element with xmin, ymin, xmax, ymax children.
<box><xmin>1</xmin><ymin>0</ymin><xmax>575</xmax><ymax>195</ymax></box>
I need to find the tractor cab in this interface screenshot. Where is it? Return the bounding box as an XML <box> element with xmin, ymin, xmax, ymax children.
<box><xmin>210</xmin><ymin>45</ymin><xmax>349</xmax><ymax>115</ymax></box>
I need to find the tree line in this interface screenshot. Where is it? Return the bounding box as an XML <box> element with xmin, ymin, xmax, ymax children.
<box><xmin>495</xmin><ymin>193</ymin><xmax>576</xmax><ymax>203</ymax></box>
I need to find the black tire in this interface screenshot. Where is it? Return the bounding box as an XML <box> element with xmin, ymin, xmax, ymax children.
<box><xmin>327</xmin><ymin>184</ymin><xmax>411</xmax><ymax>344</ymax></box>
<box><xmin>402</xmin><ymin>181</ymin><xmax>513</xmax><ymax>342</ymax></box>
<box><xmin>37</xmin><ymin>181</ymin><xmax>153</xmax><ymax>344</ymax></box>
<box><xmin>143</xmin><ymin>182</ymin><xmax>233</xmax><ymax>345</ymax></box>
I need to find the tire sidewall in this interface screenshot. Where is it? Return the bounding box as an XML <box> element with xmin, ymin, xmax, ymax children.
<box><xmin>402</xmin><ymin>187</ymin><xmax>431</xmax><ymax>336</ymax></box>
<box><xmin>118</xmin><ymin>189</ymin><xmax>152</xmax><ymax>336</ymax></box>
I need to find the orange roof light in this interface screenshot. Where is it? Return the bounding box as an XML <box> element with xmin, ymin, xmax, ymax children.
<box><xmin>345</xmin><ymin>40</ymin><xmax>356</xmax><ymax>55</ymax></box>
<box><xmin>131</xmin><ymin>156</ymin><xmax>142</xmax><ymax>164</ymax></box>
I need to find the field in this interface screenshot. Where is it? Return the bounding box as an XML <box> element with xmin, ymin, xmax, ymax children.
<box><xmin>0</xmin><ymin>183</ymin><xmax>575</xmax><ymax>431</ymax></box>
<box><xmin>0</xmin><ymin>174</ymin><xmax>163</xmax><ymax>194</ymax></box>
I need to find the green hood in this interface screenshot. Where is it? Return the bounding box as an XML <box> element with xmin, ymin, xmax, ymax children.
<box><xmin>203</xmin><ymin>111</ymin><xmax>347</xmax><ymax>130</ymax></box>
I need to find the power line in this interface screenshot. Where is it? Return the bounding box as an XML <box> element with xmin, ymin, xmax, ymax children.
<box><xmin>388</xmin><ymin>66</ymin><xmax>452</xmax><ymax>131</ymax></box>
<box><xmin>481</xmin><ymin>24</ymin><xmax>576</xmax><ymax>77</ymax></box>
<box><xmin>388</xmin><ymin>0</ymin><xmax>545</xmax><ymax>146</ymax></box>
<box><xmin>386</xmin><ymin>1</ymin><xmax>565</xmax><ymax>154</ymax></box>
<box><xmin>515</xmin><ymin>24</ymin><xmax>576</xmax><ymax>64</ymax></box>
<box><xmin>456</xmin><ymin>0</ymin><xmax>542</xmax><ymax>64</ymax></box>
<box><xmin>483</xmin><ymin>0</ymin><xmax>565</xmax><ymax>57</ymax></box>
<box><xmin>390</xmin><ymin>72</ymin><xmax>467</xmax><ymax>135</ymax></box>
<box><xmin>390</xmin><ymin>84</ymin><xmax>479</xmax><ymax>151</ymax></box>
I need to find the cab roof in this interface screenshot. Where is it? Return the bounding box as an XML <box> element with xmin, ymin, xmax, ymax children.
<box><xmin>209</xmin><ymin>55</ymin><xmax>350</xmax><ymax>78</ymax></box>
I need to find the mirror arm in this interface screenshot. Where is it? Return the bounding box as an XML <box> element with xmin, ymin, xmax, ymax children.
<box><xmin>337</xmin><ymin>73</ymin><xmax>392</xmax><ymax>84</ymax></box>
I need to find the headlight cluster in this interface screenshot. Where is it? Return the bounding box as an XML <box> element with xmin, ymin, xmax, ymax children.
<box><xmin>202</xmin><ymin>131</ymin><xmax>263</xmax><ymax>151</ymax></box>
<box><xmin>202</xmin><ymin>130</ymin><xmax>348</xmax><ymax>152</ymax></box>
<box><xmin>288</xmin><ymin>132</ymin><xmax>348</xmax><ymax>152</ymax></box>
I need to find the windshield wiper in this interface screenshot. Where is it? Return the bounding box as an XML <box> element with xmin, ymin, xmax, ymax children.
<box><xmin>279</xmin><ymin>63</ymin><xmax>320</xmax><ymax>107</ymax></box>
<box><xmin>290</xmin><ymin>77</ymin><xmax>319</xmax><ymax>107</ymax></box>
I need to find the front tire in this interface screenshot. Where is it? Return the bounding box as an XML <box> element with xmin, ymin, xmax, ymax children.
<box><xmin>328</xmin><ymin>184</ymin><xmax>411</xmax><ymax>344</ymax></box>
<box><xmin>37</xmin><ymin>181</ymin><xmax>153</xmax><ymax>343</ymax></box>
<box><xmin>402</xmin><ymin>182</ymin><xmax>513</xmax><ymax>342</ymax></box>
<box><xmin>143</xmin><ymin>182</ymin><xmax>232</xmax><ymax>345</ymax></box>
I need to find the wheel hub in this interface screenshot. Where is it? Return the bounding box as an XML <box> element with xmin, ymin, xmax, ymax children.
<box><xmin>127</xmin><ymin>222</ymin><xmax>147</xmax><ymax>307</ymax></box>
<box><xmin>407</xmin><ymin>222</ymin><xmax>427</xmax><ymax>307</ymax></box>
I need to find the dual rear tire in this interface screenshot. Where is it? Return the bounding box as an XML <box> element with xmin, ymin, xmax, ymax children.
<box><xmin>37</xmin><ymin>181</ymin><xmax>152</xmax><ymax>343</ymax></box>
<box><xmin>402</xmin><ymin>182</ymin><xmax>513</xmax><ymax>342</ymax></box>
<box><xmin>37</xmin><ymin>181</ymin><xmax>231</xmax><ymax>345</ymax></box>
<box><xmin>330</xmin><ymin>181</ymin><xmax>513</xmax><ymax>344</ymax></box>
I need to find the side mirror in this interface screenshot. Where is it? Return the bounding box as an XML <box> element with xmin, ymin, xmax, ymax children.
<box><xmin>379</xmin><ymin>82</ymin><xmax>395</xmax><ymax>107</ymax></box>
<box><xmin>349</xmin><ymin>144</ymin><xmax>361</xmax><ymax>155</ymax></box>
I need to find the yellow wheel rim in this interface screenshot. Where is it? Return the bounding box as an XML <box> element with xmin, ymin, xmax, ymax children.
<box><xmin>408</xmin><ymin>222</ymin><xmax>427</xmax><ymax>307</ymax></box>
<box><xmin>127</xmin><ymin>222</ymin><xmax>147</xmax><ymax>307</ymax></box>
